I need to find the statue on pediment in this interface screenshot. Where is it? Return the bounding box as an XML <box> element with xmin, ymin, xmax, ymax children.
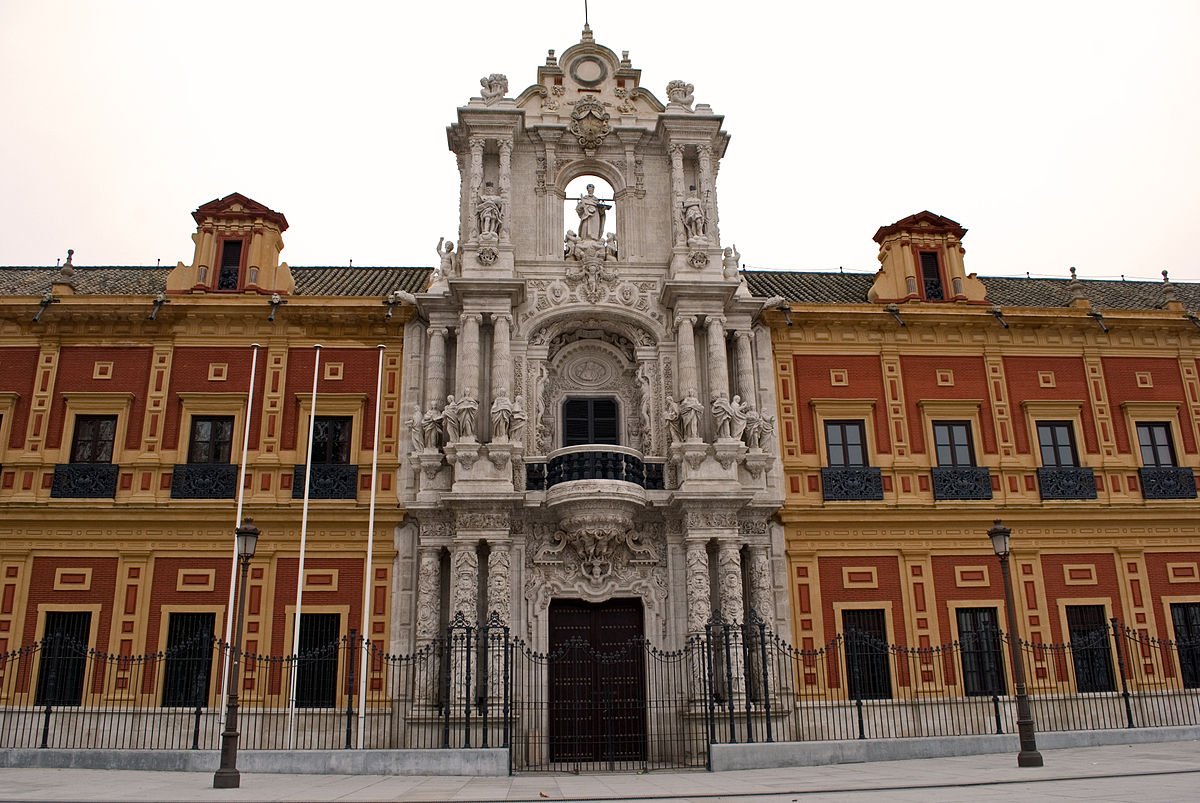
<box><xmin>666</xmin><ymin>80</ymin><xmax>695</xmax><ymax>111</ymax></box>
<box><xmin>480</xmin><ymin>73</ymin><xmax>508</xmax><ymax>104</ymax></box>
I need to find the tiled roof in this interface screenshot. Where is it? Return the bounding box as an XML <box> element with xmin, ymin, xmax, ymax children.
<box><xmin>0</xmin><ymin>264</ymin><xmax>1194</xmax><ymax>312</ymax></box>
<box><xmin>0</xmin><ymin>266</ymin><xmax>432</xmax><ymax>298</ymax></box>
<box><xmin>743</xmin><ymin>271</ymin><xmax>1200</xmax><ymax>311</ymax></box>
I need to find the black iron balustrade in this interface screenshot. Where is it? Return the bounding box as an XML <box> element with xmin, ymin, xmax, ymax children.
<box><xmin>923</xmin><ymin>277</ymin><xmax>945</xmax><ymax>301</ymax></box>
<box><xmin>50</xmin><ymin>464</ymin><xmax>119</xmax><ymax>498</ymax></box>
<box><xmin>643</xmin><ymin>460</ymin><xmax>665</xmax><ymax>490</ymax></box>
<box><xmin>546</xmin><ymin>449</ymin><xmax>648</xmax><ymax>489</ymax></box>
<box><xmin>1036</xmin><ymin>466</ymin><xmax>1097</xmax><ymax>500</ymax></box>
<box><xmin>931</xmin><ymin>466</ymin><xmax>993</xmax><ymax>500</ymax></box>
<box><xmin>525</xmin><ymin>461</ymin><xmax>547</xmax><ymax>491</ymax></box>
<box><xmin>292</xmin><ymin>464</ymin><xmax>358</xmax><ymax>499</ymax></box>
<box><xmin>1138</xmin><ymin>467</ymin><xmax>1197</xmax><ymax>499</ymax></box>
<box><xmin>821</xmin><ymin>467</ymin><xmax>884</xmax><ymax>501</ymax></box>
<box><xmin>171</xmin><ymin>464</ymin><xmax>238</xmax><ymax>499</ymax></box>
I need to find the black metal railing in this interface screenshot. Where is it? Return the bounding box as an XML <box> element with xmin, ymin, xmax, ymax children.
<box><xmin>931</xmin><ymin>466</ymin><xmax>993</xmax><ymax>500</ymax></box>
<box><xmin>1037</xmin><ymin>466</ymin><xmax>1097</xmax><ymax>500</ymax></box>
<box><xmin>291</xmin><ymin>464</ymin><xmax>358</xmax><ymax>499</ymax></box>
<box><xmin>1138</xmin><ymin>467</ymin><xmax>1197</xmax><ymax>499</ymax></box>
<box><xmin>170</xmin><ymin>464</ymin><xmax>238</xmax><ymax>499</ymax></box>
<box><xmin>527</xmin><ymin>455</ymin><xmax>665</xmax><ymax>491</ymax></box>
<box><xmin>546</xmin><ymin>450</ymin><xmax>643</xmax><ymax>489</ymax></box>
<box><xmin>50</xmin><ymin>464</ymin><xmax>119</xmax><ymax>499</ymax></box>
<box><xmin>4</xmin><ymin>614</ymin><xmax>1197</xmax><ymax>764</ymax></box>
<box><xmin>821</xmin><ymin>467</ymin><xmax>884</xmax><ymax>501</ymax></box>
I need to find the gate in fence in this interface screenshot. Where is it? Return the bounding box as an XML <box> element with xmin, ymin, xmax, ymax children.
<box><xmin>2</xmin><ymin>612</ymin><xmax>1198</xmax><ymax>770</ymax></box>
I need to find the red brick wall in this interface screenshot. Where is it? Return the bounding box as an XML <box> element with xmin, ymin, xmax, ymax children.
<box><xmin>900</xmin><ymin>356</ymin><xmax>996</xmax><ymax>455</ymax></box>
<box><xmin>268</xmin><ymin>557</ymin><xmax>365</xmax><ymax>654</ymax></box>
<box><xmin>162</xmin><ymin>347</ymin><xmax>268</xmax><ymax>450</ymax></box>
<box><xmin>1002</xmin><ymin>356</ymin><xmax>1098</xmax><ymax>455</ymax></box>
<box><xmin>817</xmin><ymin>555</ymin><xmax>907</xmax><ymax>644</ymax></box>
<box><xmin>0</xmin><ymin>347</ymin><xmax>39</xmax><ymax>449</ymax></box>
<box><xmin>281</xmin><ymin>348</ymin><xmax>383</xmax><ymax>451</ymax></box>
<box><xmin>1038</xmin><ymin>553</ymin><xmax>1124</xmax><ymax>643</ymax></box>
<box><xmin>144</xmin><ymin>556</ymin><xmax>235</xmax><ymax>652</ymax></box>
<box><xmin>1103</xmin><ymin>357</ymin><xmax>1195</xmax><ymax>454</ymax></box>
<box><xmin>791</xmin><ymin>355</ymin><xmax>891</xmax><ymax>455</ymax></box>
<box><xmin>1144</xmin><ymin>551</ymin><xmax>1200</xmax><ymax>640</ymax></box>
<box><xmin>21</xmin><ymin>556</ymin><xmax>119</xmax><ymax>655</ymax></box>
<box><xmin>48</xmin><ymin>347</ymin><xmax>153</xmax><ymax>450</ymax></box>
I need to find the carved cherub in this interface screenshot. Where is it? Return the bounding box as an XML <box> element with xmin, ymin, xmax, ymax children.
<box><xmin>480</xmin><ymin>73</ymin><xmax>508</xmax><ymax>104</ymax></box>
<box><xmin>666</xmin><ymin>80</ymin><xmax>695</xmax><ymax>110</ymax></box>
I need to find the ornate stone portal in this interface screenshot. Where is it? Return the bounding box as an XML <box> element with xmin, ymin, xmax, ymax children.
<box><xmin>400</xmin><ymin>27</ymin><xmax>785</xmax><ymax>662</ymax></box>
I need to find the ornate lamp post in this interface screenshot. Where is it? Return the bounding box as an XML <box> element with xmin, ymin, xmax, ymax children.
<box><xmin>213</xmin><ymin>517</ymin><xmax>259</xmax><ymax>789</ymax></box>
<box><xmin>988</xmin><ymin>519</ymin><xmax>1044</xmax><ymax>768</ymax></box>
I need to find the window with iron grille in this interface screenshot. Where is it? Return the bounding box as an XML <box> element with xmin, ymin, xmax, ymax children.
<box><xmin>216</xmin><ymin>240</ymin><xmax>243</xmax><ymax>291</ymax></box>
<box><xmin>187</xmin><ymin>417</ymin><xmax>234</xmax><ymax>464</ymax></box>
<box><xmin>1037</xmin><ymin>421</ymin><xmax>1079</xmax><ymax>467</ymax></box>
<box><xmin>1065</xmin><ymin>605</ymin><xmax>1115</xmax><ymax>693</ymax></box>
<box><xmin>1171</xmin><ymin>602</ymin><xmax>1200</xmax><ymax>689</ymax></box>
<box><xmin>957</xmin><ymin>607</ymin><xmax>1006</xmax><ymax>696</ymax></box>
<box><xmin>295</xmin><ymin>612</ymin><xmax>340</xmax><ymax>708</ymax></box>
<box><xmin>161</xmin><ymin>612</ymin><xmax>215</xmax><ymax>707</ymax></box>
<box><xmin>919</xmin><ymin>251</ymin><xmax>944</xmax><ymax>301</ymax></box>
<box><xmin>312</xmin><ymin>416</ymin><xmax>352</xmax><ymax>463</ymax></box>
<box><xmin>1136</xmin><ymin>422</ymin><xmax>1177</xmax><ymax>467</ymax></box>
<box><xmin>70</xmin><ymin>415</ymin><xmax>117</xmax><ymax>463</ymax></box>
<box><xmin>842</xmin><ymin>609</ymin><xmax>892</xmax><ymax>700</ymax></box>
<box><xmin>36</xmin><ymin>611</ymin><xmax>91</xmax><ymax>706</ymax></box>
<box><xmin>932</xmin><ymin>421</ymin><xmax>975</xmax><ymax>467</ymax></box>
<box><xmin>825</xmin><ymin>420</ymin><xmax>868</xmax><ymax>467</ymax></box>
<box><xmin>562</xmin><ymin>398</ymin><xmax>619</xmax><ymax>447</ymax></box>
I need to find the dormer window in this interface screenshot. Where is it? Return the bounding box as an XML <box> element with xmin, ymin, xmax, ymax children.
<box><xmin>216</xmin><ymin>240</ymin><xmax>244</xmax><ymax>291</ymax></box>
<box><xmin>919</xmin><ymin>252</ymin><xmax>944</xmax><ymax>301</ymax></box>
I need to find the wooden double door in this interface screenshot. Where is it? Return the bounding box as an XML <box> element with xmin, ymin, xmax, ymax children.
<box><xmin>547</xmin><ymin>598</ymin><xmax>646</xmax><ymax>764</ymax></box>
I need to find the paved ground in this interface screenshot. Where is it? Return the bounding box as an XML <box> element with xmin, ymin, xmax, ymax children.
<box><xmin>0</xmin><ymin>740</ymin><xmax>1196</xmax><ymax>801</ymax></box>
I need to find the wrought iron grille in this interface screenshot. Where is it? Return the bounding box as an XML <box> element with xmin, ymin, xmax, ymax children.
<box><xmin>170</xmin><ymin>464</ymin><xmax>238</xmax><ymax>499</ymax></box>
<box><xmin>1138</xmin><ymin>466</ymin><xmax>1197</xmax><ymax>499</ymax></box>
<box><xmin>49</xmin><ymin>464</ymin><xmax>119</xmax><ymax>499</ymax></box>
<box><xmin>930</xmin><ymin>466</ymin><xmax>993</xmax><ymax>500</ymax></box>
<box><xmin>1037</xmin><ymin>466</ymin><xmax>1097</xmax><ymax>500</ymax></box>
<box><xmin>291</xmin><ymin>464</ymin><xmax>358</xmax><ymax>499</ymax></box>
<box><xmin>821</xmin><ymin>467</ymin><xmax>884</xmax><ymax>501</ymax></box>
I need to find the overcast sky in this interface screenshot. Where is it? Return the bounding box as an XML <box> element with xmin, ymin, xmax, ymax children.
<box><xmin>2</xmin><ymin>1</ymin><xmax>1198</xmax><ymax>283</ymax></box>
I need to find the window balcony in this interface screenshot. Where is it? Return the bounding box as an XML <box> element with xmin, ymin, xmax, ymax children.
<box><xmin>171</xmin><ymin>464</ymin><xmax>238</xmax><ymax>499</ymax></box>
<box><xmin>931</xmin><ymin>466</ymin><xmax>993</xmax><ymax>501</ymax></box>
<box><xmin>51</xmin><ymin>464</ymin><xmax>119</xmax><ymax>499</ymax></box>
<box><xmin>1037</xmin><ymin>466</ymin><xmax>1097</xmax><ymax>501</ymax></box>
<box><xmin>1139</xmin><ymin>467</ymin><xmax>1197</xmax><ymax>500</ymax></box>
<box><xmin>292</xmin><ymin>464</ymin><xmax>358</xmax><ymax>499</ymax></box>
<box><xmin>821</xmin><ymin>467</ymin><xmax>884</xmax><ymax>501</ymax></box>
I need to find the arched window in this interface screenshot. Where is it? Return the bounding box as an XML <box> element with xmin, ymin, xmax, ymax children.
<box><xmin>564</xmin><ymin>176</ymin><xmax>615</xmax><ymax>245</ymax></box>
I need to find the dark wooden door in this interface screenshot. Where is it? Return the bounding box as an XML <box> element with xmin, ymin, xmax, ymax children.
<box><xmin>548</xmin><ymin>598</ymin><xmax>646</xmax><ymax>764</ymax></box>
<box><xmin>842</xmin><ymin>608</ymin><xmax>892</xmax><ymax>700</ymax></box>
<box><xmin>1065</xmin><ymin>605</ymin><xmax>1115</xmax><ymax>693</ymax></box>
<box><xmin>36</xmin><ymin>611</ymin><xmax>91</xmax><ymax>706</ymax></box>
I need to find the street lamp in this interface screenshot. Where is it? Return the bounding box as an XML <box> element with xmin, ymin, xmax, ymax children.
<box><xmin>213</xmin><ymin>517</ymin><xmax>259</xmax><ymax>789</ymax></box>
<box><xmin>988</xmin><ymin>519</ymin><xmax>1044</xmax><ymax>768</ymax></box>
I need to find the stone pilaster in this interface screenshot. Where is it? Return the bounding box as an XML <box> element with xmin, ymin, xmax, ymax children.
<box><xmin>697</xmin><ymin>143</ymin><xmax>717</xmax><ymax>244</ymax></box>
<box><xmin>734</xmin><ymin>329</ymin><xmax>755</xmax><ymax>408</ymax></box>
<box><xmin>675</xmin><ymin>315</ymin><xmax>698</xmax><ymax>398</ymax></box>
<box><xmin>706</xmin><ymin>315</ymin><xmax>730</xmax><ymax>404</ymax></box>
<box><xmin>424</xmin><ymin>326</ymin><xmax>448</xmax><ymax>411</ymax></box>
<box><xmin>717</xmin><ymin>540</ymin><xmax>746</xmax><ymax>696</ymax></box>
<box><xmin>668</xmin><ymin>143</ymin><xmax>686</xmax><ymax>247</ymax></box>
<box><xmin>466</xmin><ymin>137</ymin><xmax>485</xmax><ymax>243</ymax></box>
<box><xmin>498</xmin><ymin>139</ymin><xmax>513</xmax><ymax>244</ymax></box>
<box><xmin>414</xmin><ymin>546</ymin><xmax>442</xmax><ymax>643</ymax></box>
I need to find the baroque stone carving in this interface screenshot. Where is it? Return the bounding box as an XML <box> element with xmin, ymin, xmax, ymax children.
<box><xmin>477</xmin><ymin>246</ymin><xmax>498</xmax><ymax>266</ymax></box>
<box><xmin>688</xmin><ymin>250</ymin><xmax>709</xmax><ymax>269</ymax></box>
<box><xmin>480</xmin><ymin>73</ymin><xmax>508</xmax><ymax>104</ymax></box>
<box><xmin>456</xmin><ymin>511</ymin><xmax>510</xmax><ymax>530</ymax></box>
<box><xmin>569</xmin><ymin>98</ymin><xmax>612</xmax><ymax>150</ymax></box>
<box><xmin>530</xmin><ymin>518</ymin><xmax>662</xmax><ymax>589</ymax></box>
<box><xmin>666</xmin><ymin>80</ymin><xmax>695</xmax><ymax>111</ymax></box>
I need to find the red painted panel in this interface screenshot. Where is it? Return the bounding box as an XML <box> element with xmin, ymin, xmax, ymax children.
<box><xmin>162</xmin><ymin>347</ymin><xmax>268</xmax><ymax>450</ymax></box>
<box><xmin>48</xmin><ymin>347</ymin><xmax>153</xmax><ymax>450</ymax></box>
<box><xmin>791</xmin><ymin>354</ymin><xmax>891</xmax><ymax>455</ymax></box>
<box><xmin>281</xmin><ymin>349</ymin><xmax>385</xmax><ymax>451</ymax></box>
<box><xmin>0</xmin><ymin>347</ymin><xmax>39</xmax><ymax>449</ymax></box>
<box><xmin>1103</xmin><ymin>357</ymin><xmax>1195</xmax><ymax>454</ymax></box>
<box><xmin>1002</xmin><ymin>356</ymin><xmax>1096</xmax><ymax>454</ymax></box>
<box><xmin>900</xmin><ymin>356</ymin><xmax>995</xmax><ymax>455</ymax></box>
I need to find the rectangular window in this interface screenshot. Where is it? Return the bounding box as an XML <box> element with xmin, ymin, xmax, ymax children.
<box><xmin>70</xmin><ymin>415</ymin><xmax>117</xmax><ymax>463</ymax></box>
<box><xmin>36</xmin><ymin>611</ymin><xmax>91</xmax><ymax>706</ymax></box>
<box><xmin>187</xmin><ymin>416</ymin><xmax>235</xmax><ymax>464</ymax></box>
<box><xmin>842</xmin><ymin>609</ymin><xmax>892</xmax><ymax>700</ymax></box>
<box><xmin>1171</xmin><ymin>602</ymin><xmax>1200</xmax><ymax>690</ymax></box>
<box><xmin>161</xmin><ymin>612</ymin><xmax>215</xmax><ymax>707</ymax></box>
<box><xmin>957</xmin><ymin>607</ymin><xmax>1006</xmax><ymax>696</ymax></box>
<box><xmin>1136</xmin><ymin>422</ymin><xmax>1177</xmax><ymax>467</ymax></box>
<box><xmin>932</xmin><ymin>421</ymin><xmax>974</xmax><ymax>467</ymax></box>
<box><xmin>216</xmin><ymin>240</ymin><xmax>243</xmax><ymax>291</ymax></box>
<box><xmin>1037</xmin><ymin>421</ymin><xmax>1079</xmax><ymax>468</ymax></box>
<box><xmin>1065</xmin><ymin>605</ymin><xmax>1115</xmax><ymax>693</ymax></box>
<box><xmin>311</xmin><ymin>416</ymin><xmax>352</xmax><ymax>464</ymax></box>
<box><xmin>919</xmin><ymin>251</ymin><xmax>944</xmax><ymax>301</ymax></box>
<box><xmin>562</xmin><ymin>398</ymin><xmax>619</xmax><ymax>447</ymax></box>
<box><xmin>295</xmin><ymin>612</ymin><xmax>340</xmax><ymax>708</ymax></box>
<box><xmin>825</xmin><ymin>420</ymin><xmax>868</xmax><ymax>467</ymax></box>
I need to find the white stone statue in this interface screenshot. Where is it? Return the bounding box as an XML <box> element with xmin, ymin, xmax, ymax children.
<box><xmin>680</xmin><ymin>388</ymin><xmax>703</xmax><ymax>441</ymax></box>
<box><xmin>605</xmin><ymin>232</ymin><xmax>619</xmax><ymax>260</ymax></box>
<box><xmin>575</xmin><ymin>183</ymin><xmax>610</xmax><ymax>242</ymax></box>
<box><xmin>456</xmin><ymin>389</ymin><xmax>479</xmax><ymax>441</ymax></box>
<box><xmin>421</xmin><ymin>406</ymin><xmax>443</xmax><ymax>450</ymax></box>
<box><xmin>664</xmin><ymin>395</ymin><xmax>683</xmax><ymax>446</ymax></box>
<box><xmin>728</xmin><ymin>395</ymin><xmax>751</xmax><ymax>441</ymax></box>
<box><xmin>435</xmin><ymin>238</ymin><xmax>457</xmax><ymax>280</ymax></box>
<box><xmin>480</xmin><ymin>73</ymin><xmax>508</xmax><ymax>103</ymax></box>
<box><xmin>409</xmin><ymin>406</ymin><xmax>424</xmax><ymax>453</ymax></box>
<box><xmin>564</xmin><ymin>229</ymin><xmax>580</xmax><ymax>260</ymax></box>
<box><xmin>442</xmin><ymin>394</ymin><xmax>460</xmax><ymax>443</ymax></box>
<box><xmin>711</xmin><ymin>391</ymin><xmax>733</xmax><ymax>439</ymax></box>
<box><xmin>511</xmin><ymin>395</ymin><xmax>528</xmax><ymax>442</ymax></box>
<box><xmin>666</xmin><ymin>80</ymin><xmax>695</xmax><ymax>111</ymax></box>
<box><xmin>742</xmin><ymin>404</ymin><xmax>761</xmax><ymax>449</ymax></box>
<box><xmin>683</xmin><ymin>193</ymin><xmax>707</xmax><ymax>241</ymax></box>
<box><xmin>723</xmin><ymin>244</ymin><xmax>740</xmax><ymax>279</ymax></box>
<box><xmin>490</xmin><ymin>390</ymin><xmax>513</xmax><ymax>441</ymax></box>
<box><xmin>477</xmin><ymin>184</ymin><xmax>503</xmax><ymax>239</ymax></box>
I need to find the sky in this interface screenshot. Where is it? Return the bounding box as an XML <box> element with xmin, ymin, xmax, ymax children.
<box><xmin>1</xmin><ymin>0</ymin><xmax>1198</xmax><ymax>283</ymax></box>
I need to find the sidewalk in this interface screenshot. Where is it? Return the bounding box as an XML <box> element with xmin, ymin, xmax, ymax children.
<box><xmin>0</xmin><ymin>740</ymin><xmax>1196</xmax><ymax>801</ymax></box>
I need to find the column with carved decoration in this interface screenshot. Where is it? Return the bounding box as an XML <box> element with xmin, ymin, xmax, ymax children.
<box><xmin>717</xmin><ymin>540</ymin><xmax>746</xmax><ymax>697</ymax></box>
<box><xmin>697</xmin><ymin>143</ymin><xmax>716</xmax><ymax>244</ymax></box>
<box><xmin>448</xmin><ymin>542</ymin><xmax>479</xmax><ymax>702</ymax></box>
<box><xmin>734</xmin><ymin>330</ymin><xmax>755</xmax><ymax>408</ymax></box>
<box><xmin>490</xmin><ymin>314</ymin><xmax>512</xmax><ymax>399</ymax></box>
<box><xmin>746</xmin><ymin>544</ymin><xmax>776</xmax><ymax>701</ymax></box>
<box><xmin>414</xmin><ymin>545</ymin><xmax>442</xmax><ymax>701</ymax></box>
<box><xmin>467</xmin><ymin>137</ymin><xmax>485</xmax><ymax>244</ymax></box>
<box><xmin>485</xmin><ymin>540</ymin><xmax>511</xmax><ymax>702</ymax></box>
<box><xmin>668</xmin><ymin>143</ymin><xmax>686</xmax><ymax>247</ymax></box>
<box><xmin>685</xmin><ymin>539</ymin><xmax>712</xmax><ymax>700</ymax></box>
<box><xmin>424</xmin><ymin>327</ymin><xmax>448</xmax><ymax>412</ymax></box>
<box><xmin>706</xmin><ymin>316</ymin><xmax>730</xmax><ymax>414</ymax></box>
<box><xmin>498</xmin><ymin>138</ymin><xmax>513</xmax><ymax>243</ymax></box>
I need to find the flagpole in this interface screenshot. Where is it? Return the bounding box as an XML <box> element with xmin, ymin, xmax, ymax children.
<box><xmin>288</xmin><ymin>343</ymin><xmax>321</xmax><ymax>747</ymax></box>
<box><xmin>218</xmin><ymin>343</ymin><xmax>260</xmax><ymax>731</ymax></box>
<box><xmin>357</xmin><ymin>345</ymin><xmax>386</xmax><ymax>747</ymax></box>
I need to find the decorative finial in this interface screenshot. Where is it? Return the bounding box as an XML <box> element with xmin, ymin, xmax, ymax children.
<box><xmin>1069</xmin><ymin>266</ymin><xmax>1076</xmax><ymax>280</ymax></box>
<box><xmin>1161</xmin><ymin>269</ymin><xmax>1180</xmax><ymax>307</ymax></box>
<box><xmin>64</xmin><ymin>249</ymin><xmax>74</xmax><ymax>267</ymax></box>
<box><xmin>57</xmin><ymin>248</ymin><xmax>77</xmax><ymax>286</ymax></box>
<box><xmin>546</xmin><ymin>49</ymin><xmax>557</xmax><ymax>66</ymax></box>
<box><xmin>1163</xmin><ymin>269</ymin><xmax>1170</xmax><ymax>283</ymax></box>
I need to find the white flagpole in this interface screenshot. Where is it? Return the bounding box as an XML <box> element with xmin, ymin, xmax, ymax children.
<box><xmin>218</xmin><ymin>343</ymin><xmax>260</xmax><ymax>731</ymax></box>
<box><xmin>288</xmin><ymin>343</ymin><xmax>321</xmax><ymax>747</ymax></box>
<box><xmin>357</xmin><ymin>345</ymin><xmax>386</xmax><ymax>747</ymax></box>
